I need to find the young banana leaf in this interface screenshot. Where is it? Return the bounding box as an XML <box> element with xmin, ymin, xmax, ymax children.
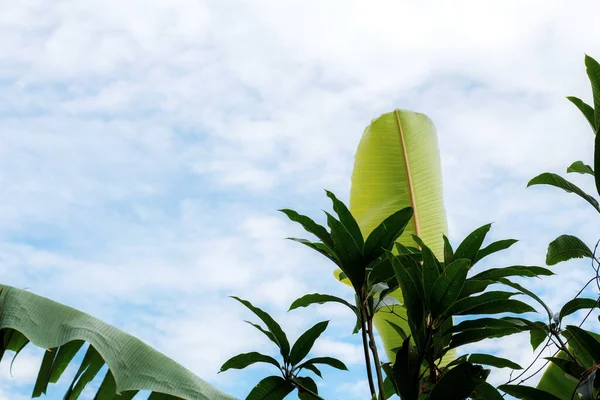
<box><xmin>348</xmin><ymin>109</ymin><xmax>451</xmax><ymax>362</ymax></box>
<box><xmin>0</xmin><ymin>285</ymin><xmax>235</xmax><ymax>400</ymax></box>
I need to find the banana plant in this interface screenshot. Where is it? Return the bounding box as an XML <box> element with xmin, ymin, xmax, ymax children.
<box><xmin>0</xmin><ymin>285</ymin><xmax>235</xmax><ymax>399</ymax></box>
<box><xmin>219</xmin><ymin>297</ymin><xmax>348</xmax><ymax>400</ymax></box>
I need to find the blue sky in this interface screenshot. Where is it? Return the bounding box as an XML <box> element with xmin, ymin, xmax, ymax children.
<box><xmin>2</xmin><ymin>1</ymin><xmax>600</xmax><ymax>399</ymax></box>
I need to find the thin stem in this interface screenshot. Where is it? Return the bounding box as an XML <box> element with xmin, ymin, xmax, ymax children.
<box><xmin>293</xmin><ymin>380</ymin><xmax>326</xmax><ymax>400</ymax></box>
<box><xmin>359</xmin><ymin>300</ymin><xmax>377</xmax><ymax>398</ymax></box>
<box><xmin>553</xmin><ymin>331</ymin><xmax>578</xmax><ymax>363</ymax></box>
<box><xmin>367</xmin><ymin>314</ymin><xmax>387</xmax><ymax>400</ymax></box>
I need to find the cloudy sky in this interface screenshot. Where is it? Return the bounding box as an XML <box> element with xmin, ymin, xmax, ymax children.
<box><xmin>1</xmin><ymin>1</ymin><xmax>600</xmax><ymax>399</ymax></box>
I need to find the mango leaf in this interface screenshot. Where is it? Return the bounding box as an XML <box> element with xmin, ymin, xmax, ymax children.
<box><xmin>294</xmin><ymin>376</ymin><xmax>318</xmax><ymax>400</ymax></box>
<box><xmin>498</xmin><ymin>385</ymin><xmax>562</xmax><ymax>400</ymax></box>
<box><xmin>586</xmin><ymin>54</ymin><xmax>600</xmax><ymax>131</ymax></box>
<box><xmin>325</xmin><ymin>190</ymin><xmax>365</xmax><ymax>248</ymax></box>
<box><xmin>471</xmin><ymin>382</ymin><xmax>504</xmax><ymax>400</ymax></box>
<box><xmin>449</xmin><ymin>327</ymin><xmax>523</xmax><ymax>349</ymax></box>
<box><xmin>443</xmin><ymin>235</ymin><xmax>454</xmax><ymax>264</ymax></box>
<box><xmin>0</xmin><ymin>286</ymin><xmax>235</xmax><ymax>400</ymax></box>
<box><xmin>429</xmin><ymin>259</ymin><xmax>470</xmax><ymax>318</ymax></box>
<box><xmin>386</xmin><ymin>321</ymin><xmax>408</xmax><ymax>341</ymax></box>
<box><xmin>391</xmin><ymin>254</ymin><xmax>424</xmax><ymax>335</ymax></box>
<box><xmin>286</xmin><ymin>238</ymin><xmax>337</xmax><ymax>263</ymax></box>
<box><xmin>288</xmin><ymin>294</ymin><xmax>359</xmax><ymax>319</ymax></box>
<box><xmin>453</xmin><ymin>223</ymin><xmax>492</xmax><ymax>265</ymax></box>
<box><xmin>458</xmin><ymin>280</ymin><xmax>494</xmax><ymax>298</ymax></box>
<box><xmin>565</xmin><ymin>325</ymin><xmax>600</xmax><ymax>364</ymax></box>
<box><xmin>428</xmin><ymin>362</ymin><xmax>489</xmax><ymax>400</ymax></box>
<box><xmin>567</xmin><ymin>161</ymin><xmax>594</xmax><ymax>176</ymax></box>
<box><xmin>450</xmin><ymin>291</ymin><xmax>519</xmax><ymax>315</ymax></box>
<box><xmin>364</xmin><ymin>207</ymin><xmax>414</xmax><ymax>262</ymax></box>
<box><xmin>302</xmin><ymin>364</ymin><xmax>322</xmax><ymax>379</ymax></box>
<box><xmin>471</xmin><ymin>265</ymin><xmax>553</xmax><ymax>281</ymax></box>
<box><xmin>545</xmin><ymin>357</ymin><xmax>585</xmax><ymax>380</ymax></box>
<box><xmin>468</xmin><ymin>353</ymin><xmax>522</xmax><ymax>369</ymax></box>
<box><xmin>422</xmin><ymin>241</ymin><xmax>442</xmax><ymax>306</ymax></box>
<box><xmin>294</xmin><ymin>357</ymin><xmax>348</xmax><ymax>372</ymax></box>
<box><xmin>391</xmin><ymin>337</ymin><xmax>420</xmax><ymax>400</ymax></box>
<box><xmin>289</xmin><ymin>321</ymin><xmax>329</xmax><ymax>366</ymax></box>
<box><xmin>527</xmin><ymin>173</ymin><xmax>600</xmax><ymax>212</ymax></box>
<box><xmin>349</xmin><ymin>109</ymin><xmax>449</xmax><ymax>363</ymax></box>
<box><xmin>444</xmin><ymin>318</ymin><xmax>527</xmax><ymax>335</ymax></box>
<box><xmin>279</xmin><ymin>209</ymin><xmax>333</xmax><ymax>249</ymax></box>
<box><xmin>246</xmin><ymin>376</ymin><xmax>295</xmax><ymax>400</ymax></box>
<box><xmin>567</xmin><ymin>96</ymin><xmax>596</xmax><ymax>132</ymax></box>
<box><xmin>219</xmin><ymin>352</ymin><xmax>281</xmax><ymax>373</ymax></box>
<box><xmin>498</xmin><ymin>278</ymin><xmax>551</xmax><ymax>320</ymax></box>
<box><xmin>326</xmin><ymin>212</ymin><xmax>365</xmax><ymax>289</ymax></box>
<box><xmin>473</xmin><ymin>239</ymin><xmax>518</xmax><ymax>264</ymax></box>
<box><xmin>530</xmin><ymin>327</ymin><xmax>548</xmax><ymax>351</ymax></box>
<box><xmin>546</xmin><ymin>234</ymin><xmax>593</xmax><ymax>265</ymax></box>
<box><xmin>232</xmin><ymin>297</ymin><xmax>291</xmax><ymax>363</ymax></box>
<box><xmin>559</xmin><ymin>298</ymin><xmax>599</xmax><ymax>323</ymax></box>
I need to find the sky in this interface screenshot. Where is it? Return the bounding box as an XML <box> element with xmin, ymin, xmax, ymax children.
<box><xmin>1</xmin><ymin>0</ymin><xmax>600</xmax><ymax>399</ymax></box>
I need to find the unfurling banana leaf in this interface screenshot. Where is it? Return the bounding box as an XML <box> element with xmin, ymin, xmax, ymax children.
<box><xmin>0</xmin><ymin>285</ymin><xmax>234</xmax><ymax>400</ymax></box>
<box><xmin>348</xmin><ymin>109</ymin><xmax>451</xmax><ymax>362</ymax></box>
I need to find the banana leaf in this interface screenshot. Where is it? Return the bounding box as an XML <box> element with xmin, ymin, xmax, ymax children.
<box><xmin>348</xmin><ymin>109</ymin><xmax>451</xmax><ymax>362</ymax></box>
<box><xmin>0</xmin><ymin>285</ymin><xmax>235</xmax><ymax>400</ymax></box>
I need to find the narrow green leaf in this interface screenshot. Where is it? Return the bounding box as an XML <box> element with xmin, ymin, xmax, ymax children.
<box><xmin>445</xmin><ymin>354</ymin><xmax>468</xmax><ymax>368</ymax></box>
<box><xmin>444</xmin><ymin>318</ymin><xmax>526</xmax><ymax>335</ymax></box>
<box><xmin>288</xmin><ymin>294</ymin><xmax>358</xmax><ymax>318</ymax></box>
<box><xmin>468</xmin><ymin>353</ymin><xmax>522</xmax><ymax>369</ymax></box>
<box><xmin>385</xmin><ymin>321</ymin><xmax>408</xmax><ymax>341</ymax></box>
<box><xmin>429</xmin><ymin>362</ymin><xmax>489</xmax><ymax>400</ymax></box>
<box><xmin>449</xmin><ymin>327</ymin><xmax>523</xmax><ymax>349</ymax></box>
<box><xmin>527</xmin><ymin>173</ymin><xmax>600</xmax><ymax>212</ymax></box>
<box><xmin>289</xmin><ymin>321</ymin><xmax>329</xmax><ymax>366</ymax></box>
<box><xmin>459</xmin><ymin>280</ymin><xmax>493</xmax><ymax>298</ymax></box>
<box><xmin>391</xmin><ymin>337</ymin><xmax>420</xmax><ymax>400</ymax></box>
<box><xmin>93</xmin><ymin>370</ymin><xmax>117</xmax><ymax>400</ymax></box>
<box><xmin>295</xmin><ymin>357</ymin><xmax>348</xmax><ymax>372</ymax></box>
<box><xmin>559</xmin><ymin>298</ymin><xmax>599</xmax><ymax>322</ymax></box>
<box><xmin>471</xmin><ymin>265</ymin><xmax>553</xmax><ymax>281</ymax></box>
<box><xmin>422</xmin><ymin>242</ymin><xmax>442</xmax><ymax>306</ymax></box>
<box><xmin>567</xmin><ymin>161</ymin><xmax>594</xmax><ymax>176</ymax></box>
<box><xmin>430</xmin><ymin>259</ymin><xmax>470</xmax><ymax>318</ymax></box>
<box><xmin>456</xmin><ymin>299</ymin><xmax>536</xmax><ymax>316</ymax></box>
<box><xmin>245</xmin><ymin>321</ymin><xmax>278</xmax><ymax>347</ymax></box>
<box><xmin>585</xmin><ymin>54</ymin><xmax>600</xmax><ymax>131</ymax></box>
<box><xmin>279</xmin><ymin>209</ymin><xmax>333</xmax><ymax>249</ymax></box>
<box><xmin>471</xmin><ymin>382</ymin><xmax>504</xmax><ymax>400</ymax></box>
<box><xmin>367</xmin><ymin>257</ymin><xmax>396</xmax><ymax>287</ymax></box>
<box><xmin>246</xmin><ymin>376</ymin><xmax>295</xmax><ymax>400</ymax></box>
<box><xmin>567</xmin><ymin>96</ymin><xmax>596</xmax><ymax>132</ymax></box>
<box><xmin>443</xmin><ymin>234</ymin><xmax>454</xmax><ymax>264</ymax></box>
<box><xmin>64</xmin><ymin>345</ymin><xmax>105</xmax><ymax>400</ymax></box>
<box><xmin>294</xmin><ymin>376</ymin><xmax>318</xmax><ymax>400</ymax></box>
<box><xmin>325</xmin><ymin>190</ymin><xmax>364</xmax><ymax>248</ymax></box>
<box><xmin>48</xmin><ymin>340</ymin><xmax>85</xmax><ymax>383</ymax></box>
<box><xmin>450</xmin><ymin>291</ymin><xmax>519</xmax><ymax>315</ymax></box>
<box><xmin>544</xmin><ymin>357</ymin><xmax>585</xmax><ymax>380</ymax></box>
<box><xmin>565</xmin><ymin>325</ymin><xmax>600</xmax><ymax>364</ymax></box>
<box><xmin>232</xmin><ymin>297</ymin><xmax>290</xmax><ymax>363</ymax></box>
<box><xmin>546</xmin><ymin>234</ymin><xmax>594</xmax><ymax>265</ymax></box>
<box><xmin>326</xmin><ymin>212</ymin><xmax>365</xmax><ymax>289</ymax></box>
<box><xmin>530</xmin><ymin>327</ymin><xmax>548</xmax><ymax>351</ymax></box>
<box><xmin>498</xmin><ymin>279</ymin><xmax>550</xmax><ymax>320</ymax></box>
<box><xmin>32</xmin><ymin>348</ymin><xmax>56</xmax><ymax>397</ymax></box>
<box><xmin>378</xmin><ymin>376</ymin><xmax>397</xmax><ymax>400</ymax></box>
<box><xmin>301</xmin><ymin>364</ymin><xmax>322</xmax><ymax>378</ymax></box>
<box><xmin>391</xmin><ymin>254</ymin><xmax>424</xmax><ymax>334</ymax></box>
<box><xmin>286</xmin><ymin>238</ymin><xmax>337</xmax><ymax>263</ymax></box>
<box><xmin>364</xmin><ymin>207</ymin><xmax>413</xmax><ymax>262</ymax></box>
<box><xmin>453</xmin><ymin>224</ymin><xmax>492</xmax><ymax>264</ymax></box>
<box><xmin>219</xmin><ymin>352</ymin><xmax>281</xmax><ymax>373</ymax></box>
<box><xmin>473</xmin><ymin>239</ymin><xmax>518</xmax><ymax>264</ymax></box>
<box><xmin>498</xmin><ymin>384</ymin><xmax>561</xmax><ymax>400</ymax></box>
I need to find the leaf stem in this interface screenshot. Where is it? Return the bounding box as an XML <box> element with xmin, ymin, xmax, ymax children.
<box><xmin>359</xmin><ymin>297</ymin><xmax>377</xmax><ymax>398</ymax></box>
<box><xmin>367</xmin><ymin>315</ymin><xmax>387</xmax><ymax>400</ymax></box>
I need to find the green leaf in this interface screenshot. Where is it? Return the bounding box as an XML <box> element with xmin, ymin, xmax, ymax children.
<box><xmin>32</xmin><ymin>348</ymin><xmax>56</xmax><ymax>397</ymax></box>
<box><xmin>288</xmin><ymin>293</ymin><xmax>358</xmax><ymax>318</ymax></box>
<box><xmin>567</xmin><ymin>161</ymin><xmax>594</xmax><ymax>176</ymax></box>
<box><xmin>457</xmin><ymin>299</ymin><xmax>536</xmax><ymax>316</ymax></box>
<box><xmin>326</xmin><ymin>212</ymin><xmax>365</xmax><ymax>289</ymax></box>
<box><xmin>586</xmin><ymin>54</ymin><xmax>600</xmax><ymax>131</ymax></box>
<box><xmin>444</xmin><ymin>317</ymin><xmax>527</xmax><ymax>335</ymax></box>
<box><xmin>385</xmin><ymin>321</ymin><xmax>408</xmax><ymax>341</ymax></box>
<box><xmin>498</xmin><ymin>384</ymin><xmax>562</xmax><ymax>400</ymax></box>
<box><xmin>544</xmin><ymin>357</ymin><xmax>585</xmax><ymax>380</ymax></box>
<box><xmin>453</xmin><ymin>224</ymin><xmax>492</xmax><ymax>264</ymax></box>
<box><xmin>473</xmin><ymin>239</ymin><xmax>518</xmax><ymax>264</ymax></box>
<box><xmin>232</xmin><ymin>297</ymin><xmax>291</xmax><ymax>363</ymax></box>
<box><xmin>325</xmin><ymin>190</ymin><xmax>364</xmax><ymax>248</ymax></box>
<box><xmin>530</xmin><ymin>327</ymin><xmax>548</xmax><ymax>351</ymax></box>
<box><xmin>294</xmin><ymin>376</ymin><xmax>318</xmax><ymax>400</ymax></box>
<box><xmin>48</xmin><ymin>340</ymin><xmax>85</xmax><ymax>384</ymax></box>
<box><xmin>430</xmin><ymin>258</ymin><xmax>470</xmax><ymax>318</ymax></box>
<box><xmin>378</xmin><ymin>376</ymin><xmax>397</xmax><ymax>400</ymax></box>
<box><xmin>279</xmin><ymin>209</ymin><xmax>333</xmax><ymax>249</ymax></box>
<box><xmin>246</xmin><ymin>376</ymin><xmax>295</xmax><ymax>400</ymax></box>
<box><xmin>471</xmin><ymin>382</ymin><xmax>504</xmax><ymax>400</ymax></box>
<box><xmin>219</xmin><ymin>352</ymin><xmax>281</xmax><ymax>373</ymax></box>
<box><xmin>442</xmin><ymin>234</ymin><xmax>454</xmax><ymax>265</ymax></box>
<box><xmin>458</xmin><ymin>280</ymin><xmax>493</xmax><ymax>298</ymax></box>
<box><xmin>450</xmin><ymin>291</ymin><xmax>520</xmax><ymax>315</ymax></box>
<box><xmin>468</xmin><ymin>353</ymin><xmax>522</xmax><ymax>369</ymax></box>
<box><xmin>301</xmin><ymin>364</ymin><xmax>322</xmax><ymax>378</ymax></box>
<box><xmin>391</xmin><ymin>254</ymin><xmax>424</xmax><ymax>334</ymax></box>
<box><xmin>546</xmin><ymin>234</ymin><xmax>594</xmax><ymax>265</ymax></box>
<box><xmin>364</xmin><ymin>207</ymin><xmax>413</xmax><ymax>262</ymax></box>
<box><xmin>289</xmin><ymin>321</ymin><xmax>329</xmax><ymax>366</ymax></box>
<box><xmin>295</xmin><ymin>357</ymin><xmax>348</xmax><ymax>372</ymax></box>
<box><xmin>565</xmin><ymin>325</ymin><xmax>600</xmax><ymax>364</ymax></box>
<box><xmin>0</xmin><ymin>286</ymin><xmax>234</xmax><ymax>400</ymax></box>
<box><xmin>94</xmin><ymin>370</ymin><xmax>119</xmax><ymax>400</ymax></box>
<box><xmin>449</xmin><ymin>327</ymin><xmax>523</xmax><ymax>349</ymax></box>
<box><xmin>245</xmin><ymin>321</ymin><xmax>278</xmax><ymax>346</ymax></box>
<box><xmin>527</xmin><ymin>173</ymin><xmax>600</xmax><ymax>212</ymax></box>
<box><xmin>559</xmin><ymin>298</ymin><xmax>599</xmax><ymax>322</ymax></box>
<box><xmin>64</xmin><ymin>345</ymin><xmax>105</xmax><ymax>399</ymax></box>
<box><xmin>367</xmin><ymin>257</ymin><xmax>396</xmax><ymax>288</ymax></box>
<box><xmin>421</xmin><ymin>241</ymin><xmax>441</xmax><ymax>306</ymax></box>
<box><xmin>498</xmin><ymin>279</ymin><xmax>550</xmax><ymax>320</ymax></box>
<box><xmin>286</xmin><ymin>238</ymin><xmax>337</xmax><ymax>263</ymax></box>
<box><xmin>391</xmin><ymin>337</ymin><xmax>420</xmax><ymax>400</ymax></box>
<box><xmin>428</xmin><ymin>362</ymin><xmax>489</xmax><ymax>400</ymax></box>
<box><xmin>567</xmin><ymin>96</ymin><xmax>596</xmax><ymax>132</ymax></box>
<box><xmin>471</xmin><ymin>265</ymin><xmax>553</xmax><ymax>281</ymax></box>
